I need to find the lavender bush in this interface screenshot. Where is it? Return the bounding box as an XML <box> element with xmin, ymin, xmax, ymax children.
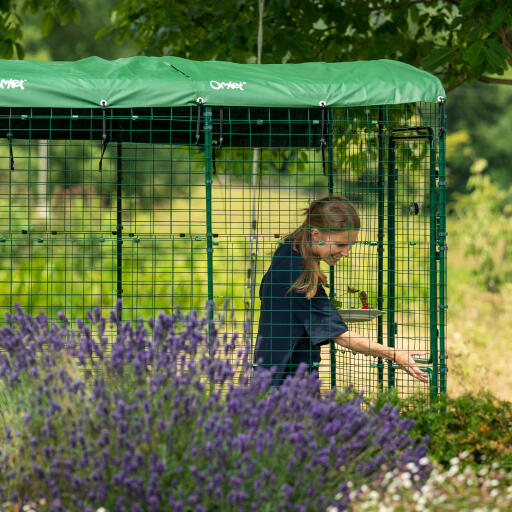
<box><xmin>0</xmin><ymin>303</ymin><xmax>429</xmax><ymax>511</ymax></box>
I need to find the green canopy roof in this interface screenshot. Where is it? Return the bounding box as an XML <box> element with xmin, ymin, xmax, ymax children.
<box><xmin>0</xmin><ymin>56</ymin><xmax>445</xmax><ymax>109</ymax></box>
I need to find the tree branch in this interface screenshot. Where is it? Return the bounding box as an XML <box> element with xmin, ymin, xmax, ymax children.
<box><xmin>445</xmin><ymin>74</ymin><xmax>469</xmax><ymax>92</ymax></box>
<box><xmin>478</xmin><ymin>76</ymin><xmax>512</xmax><ymax>86</ymax></box>
<box><xmin>257</xmin><ymin>0</ymin><xmax>264</xmax><ymax>64</ymax></box>
<box><xmin>497</xmin><ymin>26</ymin><xmax>512</xmax><ymax>65</ymax></box>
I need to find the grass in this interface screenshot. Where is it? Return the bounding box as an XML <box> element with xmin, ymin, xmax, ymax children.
<box><xmin>446</xmin><ymin>218</ymin><xmax>512</xmax><ymax>401</ymax></box>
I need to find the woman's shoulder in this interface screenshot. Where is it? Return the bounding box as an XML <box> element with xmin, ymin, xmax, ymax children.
<box><xmin>271</xmin><ymin>243</ymin><xmax>304</xmax><ymax>270</ymax></box>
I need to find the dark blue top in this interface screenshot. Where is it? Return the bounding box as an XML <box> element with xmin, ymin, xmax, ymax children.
<box><xmin>254</xmin><ymin>242</ymin><xmax>348</xmax><ymax>387</ymax></box>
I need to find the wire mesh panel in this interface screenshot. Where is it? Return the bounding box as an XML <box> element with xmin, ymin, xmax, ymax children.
<box><xmin>0</xmin><ymin>103</ymin><xmax>446</xmax><ymax>397</ymax></box>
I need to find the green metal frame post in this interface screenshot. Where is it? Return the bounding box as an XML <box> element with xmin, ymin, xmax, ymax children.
<box><xmin>327</xmin><ymin>108</ymin><xmax>337</xmax><ymax>389</ymax></box>
<box><xmin>429</xmin><ymin>130</ymin><xmax>439</xmax><ymax>398</ymax></box>
<box><xmin>377</xmin><ymin>106</ymin><xmax>385</xmax><ymax>391</ymax></box>
<box><xmin>387</xmin><ymin>140</ymin><xmax>397</xmax><ymax>388</ymax></box>
<box><xmin>204</xmin><ymin>106</ymin><xmax>214</xmax><ymax>346</ymax></box>
<box><xmin>438</xmin><ymin>99</ymin><xmax>448</xmax><ymax>394</ymax></box>
<box><xmin>116</xmin><ymin>142</ymin><xmax>123</xmax><ymax>321</ymax></box>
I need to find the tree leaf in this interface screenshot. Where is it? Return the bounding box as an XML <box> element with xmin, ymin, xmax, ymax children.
<box><xmin>72</xmin><ymin>7</ymin><xmax>81</xmax><ymax>25</ymax></box>
<box><xmin>460</xmin><ymin>0</ymin><xmax>481</xmax><ymax>11</ymax></box>
<box><xmin>487</xmin><ymin>38</ymin><xmax>510</xmax><ymax>60</ymax></box>
<box><xmin>489</xmin><ymin>5</ymin><xmax>507</xmax><ymax>32</ymax></box>
<box><xmin>60</xmin><ymin>5</ymin><xmax>74</xmax><ymax>25</ymax></box>
<box><xmin>0</xmin><ymin>39</ymin><xmax>13</xmax><ymax>59</ymax></box>
<box><xmin>484</xmin><ymin>47</ymin><xmax>504</xmax><ymax>73</ymax></box>
<box><xmin>422</xmin><ymin>47</ymin><xmax>455</xmax><ymax>71</ymax></box>
<box><xmin>95</xmin><ymin>26</ymin><xmax>111</xmax><ymax>40</ymax></box>
<box><xmin>15</xmin><ymin>42</ymin><xmax>25</xmax><ymax>60</ymax></box>
<box><xmin>465</xmin><ymin>40</ymin><xmax>485</xmax><ymax>67</ymax></box>
<box><xmin>40</xmin><ymin>12</ymin><xmax>54</xmax><ymax>37</ymax></box>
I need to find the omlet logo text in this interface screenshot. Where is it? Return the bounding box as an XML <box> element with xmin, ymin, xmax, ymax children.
<box><xmin>210</xmin><ymin>80</ymin><xmax>246</xmax><ymax>91</ymax></box>
<box><xmin>0</xmin><ymin>79</ymin><xmax>27</xmax><ymax>90</ymax></box>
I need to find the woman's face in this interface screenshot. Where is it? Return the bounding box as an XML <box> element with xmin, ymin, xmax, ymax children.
<box><xmin>311</xmin><ymin>229</ymin><xmax>359</xmax><ymax>266</ymax></box>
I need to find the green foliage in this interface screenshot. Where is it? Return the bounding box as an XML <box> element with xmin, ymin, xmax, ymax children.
<box><xmin>0</xmin><ymin>3</ymin><xmax>23</xmax><ymax>59</ymax></box>
<box><xmin>451</xmin><ymin>168</ymin><xmax>512</xmax><ymax>292</ymax></box>
<box><xmin>363</xmin><ymin>388</ymin><xmax>512</xmax><ymax>468</ymax></box>
<box><xmin>98</xmin><ymin>0</ymin><xmax>512</xmax><ymax>90</ymax></box>
<box><xmin>447</xmin><ymin>82</ymin><xmax>512</xmax><ymax>195</ymax></box>
<box><xmin>21</xmin><ymin>0</ymin><xmax>136</xmax><ymax>61</ymax></box>
<box><xmin>2</xmin><ymin>0</ymin><xmax>512</xmax><ymax>89</ymax></box>
<box><xmin>410</xmin><ymin>392</ymin><xmax>512</xmax><ymax>468</ymax></box>
<box><xmin>0</xmin><ymin>0</ymin><xmax>80</xmax><ymax>59</ymax></box>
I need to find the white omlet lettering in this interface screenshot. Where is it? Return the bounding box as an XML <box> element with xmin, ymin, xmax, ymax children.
<box><xmin>210</xmin><ymin>80</ymin><xmax>247</xmax><ymax>91</ymax></box>
<box><xmin>0</xmin><ymin>79</ymin><xmax>27</xmax><ymax>90</ymax></box>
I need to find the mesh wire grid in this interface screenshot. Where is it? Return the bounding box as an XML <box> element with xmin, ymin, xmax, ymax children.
<box><xmin>0</xmin><ymin>104</ymin><xmax>447</xmax><ymax>397</ymax></box>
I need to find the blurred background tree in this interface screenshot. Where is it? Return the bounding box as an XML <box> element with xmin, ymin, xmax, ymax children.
<box><xmin>0</xmin><ymin>0</ymin><xmax>136</xmax><ymax>60</ymax></box>
<box><xmin>3</xmin><ymin>1</ymin><xmax>512</xmax><ymax>89</ymax></box>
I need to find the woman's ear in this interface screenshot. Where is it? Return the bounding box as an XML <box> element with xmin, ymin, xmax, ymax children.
<box><xmin>311</xmin><ymin>228</ymin><xmax>320</xmax><ymax>241</ymax></box>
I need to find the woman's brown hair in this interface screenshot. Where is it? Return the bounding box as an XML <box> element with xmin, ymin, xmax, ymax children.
<box><xmin>280</xmin><ymin>195</ymin><xmax>360</xmax><ymax>299</ymax></box>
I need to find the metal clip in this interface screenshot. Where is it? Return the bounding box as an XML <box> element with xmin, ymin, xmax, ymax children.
<box><xmin>195</xmin><ymin>98</ymin><xmax>204</xmax><ymax>145</ymax></box>
<box><xmin>320</xmin><ymin>102</ymin><xmax>327</xmax><ymax>176</ymax></box>
<box><xmin>99</xmin><ymin>100</ymin><xmax>108</xmax><ymax>171</ymax></box>
<box><xmin>6</xmin><ymin>132</ymin><xmax>14</xmax><ymax>170</ymax></box>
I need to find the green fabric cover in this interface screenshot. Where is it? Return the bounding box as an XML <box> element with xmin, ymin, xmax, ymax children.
<box><xmin>0</xmin><ymin>56</ymin><xmax>445</xmax><ymax>108</ymax></box>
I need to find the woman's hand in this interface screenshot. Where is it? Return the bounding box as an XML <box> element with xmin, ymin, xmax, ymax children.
<box><xmin>393</xmin><ymin>350</ymin><xmax>429</xmax><ymax>383</ymax></box>
<box><xmin>336</xmin><ymin>332</ymin><xmax>431</xmax><ymax>384</ymax></box>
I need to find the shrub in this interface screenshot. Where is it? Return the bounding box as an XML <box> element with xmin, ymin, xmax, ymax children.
<box><xmin>361</xmin><ymin>388</ymin><xmax>512</xmax><ymax>469</ymax></box>
<box><xmin>452</xmin><ymin>166</ymin><xmax>512</xmax><ymax>292</ymax></box>
<box><xmin>0</xmin><ymin>304</ymin><xmax>428</xmax><ymax>511</ymax></box>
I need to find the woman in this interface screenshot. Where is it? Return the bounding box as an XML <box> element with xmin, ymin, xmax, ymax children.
<box><xmin>253</xmin><ymin>195</ymin><xmax>428</xmax><ymax>387</ymax></box>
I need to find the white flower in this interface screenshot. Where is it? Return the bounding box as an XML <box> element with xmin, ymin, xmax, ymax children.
<box><xmin>433</xmin><ymin>473</ymin><xmax>445</xmax><ymax>484</ymax></box>
<box><xmin>420</xmin><ymin>484</ymin><xmax>433</xmax><ymax>494</ymax></box>
<box><xmin>449</xmin><ymin>456</ymin><xmax>460</xmax><ymax>466</ymax></box>
<box><xmin>447</xmin><ymin>464</ymin><xmax>460</xmax><ymax>477</ymax></box>
<box><xmin>490</xmin><ymin>489</ymin><xmax>499</xmax><ymax>498</ymax></box>
<box><xmin>478</xmin><ymin>467</ymin><xmax>489</xmax><ymax>476</ymax></box>
<box><xmin>459</xmin><ymin>450</ymin><xmax>470</xmax><ymax>459</ymax></box>
<box><xmin>433</xmin><ymin>494</ymin><xmax>447</xmax><ymax>504</ymax></box>
<box><xmin>464</xmin><ymin>466</ymin><xmax>474</xmax><ymax>476</ymax></box>
<box><xmin>406</xmin><ymin>462</ymin><xmax>419</xmax><ymax>473</ymax></box>
<box><xmin>488</xmin><ymin>479</ymin><xmax>499</xmax><ymax>487</ymax></box>
<box><xmin>96</xmin><ymin>509</ymin><xmax>108</xmax><ymax>512</ymax></box>
<box><xmin>419</xmin><ymin>456</ymin><xmax>430</xmax><ymax>466</ymax></box>
<box><xmin>326</xmin><ymin>507</ymin><xmax>338</xmax><ymax>512</ymax></box>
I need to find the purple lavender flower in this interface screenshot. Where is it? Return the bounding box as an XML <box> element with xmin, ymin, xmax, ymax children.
<box><xmin>0</xmin><ymin>304</ymin><xmax>429</xmax><ymax>511</ymax></box>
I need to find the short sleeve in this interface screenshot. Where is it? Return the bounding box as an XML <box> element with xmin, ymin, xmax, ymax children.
<box><xmin>291</xmin><ymin>284</ymin><xmax>348</xmax><ymax>346</ymax></box>
<box><xmin>266</xmin><ymin>258</ymin><xmax>348</xmax><ymax>347</ymax></box>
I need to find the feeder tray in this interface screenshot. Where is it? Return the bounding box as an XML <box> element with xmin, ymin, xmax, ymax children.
<box><xmin>338</xmin><ymin>309</ymin><xmax>385</xmax><ymax>322</ymax></box>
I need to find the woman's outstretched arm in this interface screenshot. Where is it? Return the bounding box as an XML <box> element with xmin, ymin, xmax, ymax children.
<box><xmin>334</xmin><ymin>330</ymin><xmax>429</xmax><ymax>383</ymax></box>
